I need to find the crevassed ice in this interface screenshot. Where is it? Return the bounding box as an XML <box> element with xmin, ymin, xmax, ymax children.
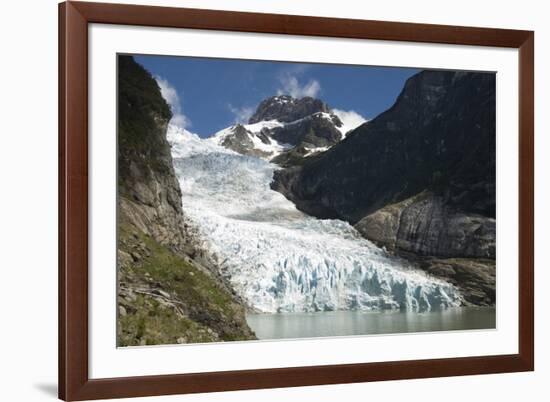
<box><xmin>168</xmin><ymin>124</ymin><xmax>463</xmax><ymax>313</ymax></box>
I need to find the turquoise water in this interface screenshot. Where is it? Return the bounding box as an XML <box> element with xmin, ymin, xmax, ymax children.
<box><xmin>246</xmin><ymin>307</ymin><xmax>495</xmax><ymax>340</ymax></box>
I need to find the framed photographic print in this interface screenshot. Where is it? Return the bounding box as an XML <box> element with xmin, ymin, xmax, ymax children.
<box><xmin>59</xmin><ymin>1</ymin><xmax>534</xmax><ymax>400</ymax></box>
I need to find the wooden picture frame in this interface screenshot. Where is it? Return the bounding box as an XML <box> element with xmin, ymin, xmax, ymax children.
<box><xmin>59</xmin><ymin>1</ymin><xmax>534</xmax><ymax>400</ymax></box>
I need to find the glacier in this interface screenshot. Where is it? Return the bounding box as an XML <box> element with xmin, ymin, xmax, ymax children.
<box><xmin>168</xmin><ymin>124</ymin><xmax>463</xmax><ymax>313</ymax></box>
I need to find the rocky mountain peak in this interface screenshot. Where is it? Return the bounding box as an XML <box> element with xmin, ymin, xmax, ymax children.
<box><xmin>273</xmin><ymin>68</ymin><xmax>496</xmax><ymax>219</ymax></box>
<box><xmin>211</xmin><ymin>93</ymin><xmax>351</xmax><ymax>164</ymax></box>
<box><xmin>248</xmin><ymin>95</ymin><xmax>332</xmax><ymax>124</ymax></box>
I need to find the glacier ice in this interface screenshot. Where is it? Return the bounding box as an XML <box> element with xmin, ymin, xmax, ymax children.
<box><xmin>168</xmin><ymin>124</ymin><xmax>463</xmax><ymax>313</ymax></box>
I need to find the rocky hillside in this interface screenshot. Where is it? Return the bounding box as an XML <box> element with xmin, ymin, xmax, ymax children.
<box><xmin>211</xmin><ymin>95</ymin><xmax>353</xmax><ymax>164</ymax></box>
<box><xmin>249</xmin><ymin>95</ymin><xmax>331</xmax><ymax>124</ymax></box>
<box><xmin>117</xmin><ymin>56</ymin><xmax>255</xmax><ymax>346</ymax></box>
<box><xmin>272</xmin><ymin>70</ymin><xmax>496</xmax><ymax>305</ymax></box>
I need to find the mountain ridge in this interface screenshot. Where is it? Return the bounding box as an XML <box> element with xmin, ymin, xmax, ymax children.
<box><xmin>210</xmin><ymin>95</ymin><xmax>366</xmax><ymax>163</ymax></box>
<box><xmin>271</xmin><ymin>70</ymin><xmax>496</xmax><ymax>224</ymax></box>
<box><xmin>248</xmin><ymin>95</ymin><xmax>334</xmax><ymax>124</ymax></box>
<box><xmin>270</xmin><ymin>70</ymin><xmax>496</xmax><ymax>305</ymax></box>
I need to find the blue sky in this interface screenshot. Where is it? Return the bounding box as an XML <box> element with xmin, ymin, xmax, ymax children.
<box><xmin>133</xmin><ymin>54</ymin><xmax>419</xmax><ymax>138</ymax></box>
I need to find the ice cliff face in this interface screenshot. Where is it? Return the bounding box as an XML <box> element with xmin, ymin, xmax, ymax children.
<box><xmin>169</xmin><ymin>125</ymin><xmax>462</xmax><ymax>313</ymax></box>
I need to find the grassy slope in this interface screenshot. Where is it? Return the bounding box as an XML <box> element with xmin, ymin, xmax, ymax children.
<box><xmin>118</xmin><ymin>218</ymin><xmax>256</xmax><ymax>346</ymax></box>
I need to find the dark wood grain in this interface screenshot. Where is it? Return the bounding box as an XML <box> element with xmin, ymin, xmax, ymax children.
<box><xmin>72</xmin><ymin>1</ymin><xmax>531</xmax><ymax>48</ymax></box>
<box><xmin>518</xmin><ymin>33</ymin><xmax>535</xmax><ymax>369</ymax></box>
<box><xmin>58</xmin><ymin>1</ymin><xmax>534</xmax><ymax>400</ymax></box>
<box><xmin>58</xmin><ymin>4</ymin><xmax>66</xmax><ymax>399</ymax></box>
<box><xmin>59</xmin><ymin>2</ymin><xmax>89</xmax><ymax>400</ymax></box>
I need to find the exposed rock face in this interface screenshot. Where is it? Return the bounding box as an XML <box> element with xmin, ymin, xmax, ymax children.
<box><xmin>272</xmin><ymin>70</ymin><xmax>496</xmax><ymax>223</ymax></box>
<box><xmin>411</xmin><ymin>256</ymin><xmax>495</xmax><ymax>306</ymax></box>
<box><xmin>248</xmin><ymin>95</ymin><xmax>331</xmax><ymax>124</ymax></box>
<box><xmin>355</xmin><ymin>192</ymin><xmax>495</xmax><ymax>259</ymax></box>
<box><xmin>117</xmin><ymin>56</ymin><xmax>255</xmax><ymax>346</ymax></box>
<box><xmin>211</xmin><ymin>95</ymin><xmax>345</xmax><ymax>162</ymax></box>
<box><xmin>271</xmin><ymin>70</ymin><xmax>496</xmax><ymax>306</ymax></box>
<box><xmin>270</xmin><ymin>112</ymin><xmax>343</xmax><ymax>148</ymax></box>
<box><xmin>220</xmin><ymin>124</ymin><xmax>272</xmax><ymax>159</ymax></box>
<box><xmin>118</xmin><ymin>55</ymin><xmax>189</xmax><ymax>254</ymax></box>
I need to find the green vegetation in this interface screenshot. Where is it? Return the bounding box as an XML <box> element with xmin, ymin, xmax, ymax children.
<box><xmin>118</xmin><ymin>55</ymin><xmax>172</xmax><ymax>146</ymax></box>
<box><xmin>118</xmin><ymin>55</ymin><xmax>174</xmax><ymax>194</ymax></box>
<box><xmin>116</xmin><ymin>56</ymin><xmax>255</xmax><ymax>347</ymax></box>
<box><xmin>118</xmin><ymin>294</ymin><xmax>218</xmax><ymax>346</ymax></box>
<box><xmin>117</xmin><ymin>221</ymin><xmax>256</xmax><ymax>347</ymax></box>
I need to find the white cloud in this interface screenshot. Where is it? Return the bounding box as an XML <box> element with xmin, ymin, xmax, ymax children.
<box><xmin>332</xmin><ymin>109</ymin><xmax>368</xmax><ymax>137</ymax></box>
<box><xmin>277</xmin><ymin>75</ymin><xmax>321</xmax><ymax>99</ymax></box>
<box><xmin>228</xmin><ymin>104</ymin><xmax>255</xmax><ymax>124</ymax></box>
<box><xmin>155</xmin><ymin>76</ymin><xmax>190</xmax><ymax>129</ymax></box>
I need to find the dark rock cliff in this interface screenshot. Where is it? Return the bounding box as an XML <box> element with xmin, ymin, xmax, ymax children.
<box><xmin>271</xmin><ymin>70</ymin><xmax>496</xmax><ymax>304</ymax></box>
<box><xmin>117</xmin><ymin>56</ymin><xmax>255</xmax><ymax>346</ymax></box>
<box><xmin>272</xmin><ymin>70</ymin><xmax>496</xmax><ymax>224</ymax></box>
<box><xmin>118</xmin><ymin>55</ymin><xmax>189</xmax><ymax>254</ymax></box>
<box><xmin>354</xmin><ymin>191</ymin><xmax>495</xmax><ymax>259</ymax></box>
<box><xmin>270</xmin><ymin>112</ymin><xmax>343</xmax><ymax>148</ymax></box>
<box><xmin>249</xmin><ymin>95</ymin><xmax>331</xmax><ymax>124</ymax></box>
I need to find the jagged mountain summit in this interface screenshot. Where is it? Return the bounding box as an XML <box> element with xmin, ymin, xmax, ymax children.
<box><xmin>249</xmin><ymin>95</ymin><xmax>331</xmax><ymax>123</ymax></box>
<box><xmin>210</xmin><ymin>95</ymin><xmax>365</xmax><ymax>164</ymax></box>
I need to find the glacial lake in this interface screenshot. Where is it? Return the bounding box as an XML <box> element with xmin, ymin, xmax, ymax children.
<box><xmin>246</xmin><ymin>307</ymin><xmax>496</xmax><ymax>340</ymax></box>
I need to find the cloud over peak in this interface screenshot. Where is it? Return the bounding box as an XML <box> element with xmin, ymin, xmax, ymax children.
<box><xmin>228</xmin><ymin>104</ymin><xmax>255</xmax><ymax>124</ymax></box>
<box><xmin>277</xmin><ymin>74</ymin><xmax>321</xmax><ymax>99</ymax></box>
